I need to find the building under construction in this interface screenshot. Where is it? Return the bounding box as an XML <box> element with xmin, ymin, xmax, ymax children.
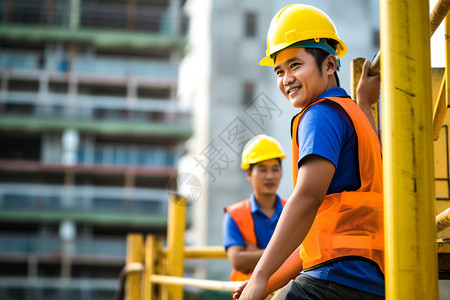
<box><xmin>0</xmin><ymin>0</ymin><xmax>189</xmax><ymax>299</ymax></box>
<box><xmin>2</xmin><ymin>0</ymin><xmax>450</xmax><ymax>299</ymax></box>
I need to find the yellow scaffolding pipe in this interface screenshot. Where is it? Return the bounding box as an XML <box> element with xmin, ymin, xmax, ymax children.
<box><xmin>166</xmin><ymin>194</ymin><xmax>186</xmax><ymax>300</ymax></box>
<box><xmin>160</xmin><ymin>246</ymin><xmax>227</xmax><ymax>259</ymax></box>
<box><xmin>380</xmin><ymin>0</ymin><xmax>438</xmax><ymax>298</ymax></box>
<box><xmin>447</xmin><ymin>14</ymin><xmax>450</xmax><ymax>109</ymax></box>
<box><xmin>125</xmin><ymin>234</ymin><xmax>144</xmax><ymax>300</ymax></box>
<box><xmin>121</xmin><ymin>208</ymin><xmax>450</xmax><ymax>299</ymax></box>
<box><xmin>150</xmin><ymin>275</ymin><xmax>242</xmax><ymax>292</ymax></box>
<box><xmin>144</xmin><ymin>235</ymin><xmax>162</xmax><ymax>300</ymax></box>
<box><xmin>431</xmin><ymin>0</ymin><xmax>450</xmax><ymax>37</ymax></box>
<box><xmin>437</xmin><ymin>207</ymin><xmax>450</xmax><ymax>233</ymax></box>
<box><xmin>182</xmin><ymin>246</ymin><xmax>227</xmax><ymax>259</ymax></box>
<box><xmin>433</xmin><ymin>70</ymin><xmax>447</xmax><ymax>140</ymax></box>
<box><xmin>432</xmin><ymin>13</ymin><xmax>450</xmax><ymax>141</ymax></box>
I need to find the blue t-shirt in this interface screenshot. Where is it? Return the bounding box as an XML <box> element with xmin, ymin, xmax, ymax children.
<box><xmin>298</xmin><ymin>87</ymin><xmax>385</xmax><ymax>296</ymax></box>
<box><xmin>223</xmin><ymin>194</ymin><xmax>283</xmax><ymax>250</ymax></box>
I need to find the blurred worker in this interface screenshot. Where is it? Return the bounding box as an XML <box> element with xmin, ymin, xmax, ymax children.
<box><xmin>236</xmin><ymin>4</ymin><xmax>384</xmax><ymax>300</ymax></box>
<box><xmin>223</xmin><ymin>134</ymin><xmax>287</xmax><ymax>281</ymax></box>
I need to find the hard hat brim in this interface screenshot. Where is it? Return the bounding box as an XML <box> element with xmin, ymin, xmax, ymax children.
<box><xmin>259</xmin><ymin>55</ymin><xmax>275</xmax><ymax>67</ymax></box>
<box><xmin>259</xmin><ymin>38</ymin><xmax>347</xmax><ymax>67</ymax></box>
<box><xmin>241</xmin><ymin>154</ymin><xmax>286</xmax><ymax>170</ymax></box>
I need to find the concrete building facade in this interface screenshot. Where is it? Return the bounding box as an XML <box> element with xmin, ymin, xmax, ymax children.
<box><xmin>0</xmin><ymin>0</ymin><xmax>190</xmax><ymax>299</ymax></box>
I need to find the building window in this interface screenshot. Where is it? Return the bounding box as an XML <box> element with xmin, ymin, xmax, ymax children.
<box><xmin>245</xmin><ymin>12</ymin><xmax>257</xmax><ymax>37</ymax></box>
<box><xmin>243</xmin><ymin>82</ymin><xmax>255</xmax><ymax>106</ymax></box>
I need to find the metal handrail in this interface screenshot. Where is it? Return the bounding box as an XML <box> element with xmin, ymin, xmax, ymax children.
<box><xmin>160</xmin><ymin>246</ymin><xmax>227</xmax><ymax>259</ymax></box>
<box><xmin>150</xmin><ymin>274</ymin><xmax>242</xmax><ymax>292</ymax></box>
<box><xmin>116</xmin><ymin>262</ymin><xmax>242</xmax><ymax>300</ymax></box>
<box><xmin>116</xmin><ymin>263</ymin><xmax>144</xmax><ymax>300</ymax></box>
<box><xmin>437</xmin><ymin>207</ymin><xmax>450</xmax><ymax>232</ymax></box>
<box><xmin>120</xmin><ymin>197</ymin><xmax>450</xmax><ymax>300</ymax></box>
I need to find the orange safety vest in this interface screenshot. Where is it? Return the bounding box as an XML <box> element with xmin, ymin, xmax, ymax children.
<box><xmin>291</xmin><ymin>97</ymin><xmax>384</xmax><ymax>273</ymax></box>
<box><xmin>225</xmin><ymin>197</ymin><xmax>288</xmax><ymax>281</ymax></box>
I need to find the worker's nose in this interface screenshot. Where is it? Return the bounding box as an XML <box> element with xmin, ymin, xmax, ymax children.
<box><xmin>283</xmin><ymin>71</ymin><xmax>295</xmax><ymax>86</ymax></box>
<box><xmin>266</xmin><ymin>170</ymin><xmax>276</xmax><ymax>179</ymax></box>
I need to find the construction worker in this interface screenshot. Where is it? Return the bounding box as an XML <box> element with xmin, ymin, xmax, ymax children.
<box><xmin>235</xmin><ymin>4</ymin><xmax>384</xmax><ymax>300</ymax></box>
<box><xmin>223</xmin><ymin>134</ymin><xmax>287</xmax><ymax>282</ymax></box>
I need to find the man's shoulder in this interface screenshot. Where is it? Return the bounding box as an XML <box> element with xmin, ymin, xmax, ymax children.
<box><xmin>308</xmin><ymin>99</ymin><xmax>348</xmax><ymax>114</ymax></box>
<box><xmin>225</xmin><ymin>198</ymin><xmax>251</xmax><ymax>214</ymax></box>
<box><xmin>302</xmin><ymin>99</ymin><xmax>352</xmax><ymax>128</ymax></box>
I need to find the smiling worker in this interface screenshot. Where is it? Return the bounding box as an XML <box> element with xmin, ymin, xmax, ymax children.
<box><xmin>223</xmin><ymin>134</ymin><xmax>287</xmax><ymax>282</ymax></box>
<box><xmin>236</xmin><ymin>4</ymin><xmax>384</xmax><ymax>300</ymax></box>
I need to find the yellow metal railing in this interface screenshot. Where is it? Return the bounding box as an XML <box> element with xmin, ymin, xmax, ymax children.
<box><xmin>150</xmin><ymin>275</ymin><xmax>240</xmax><ymax>292</ymax></box>
<box><xmin>433</xmin><ymin>69</ymin><xmax>448</xmax><ymax>140</ymax></box>
<box><xmin>164</xmin><ymin>246</ymin><xmax>227</xmax><ymax>259</ymax></box>
<box><xmin>117</xmin><ymin>194</ymin><xmax>242</xmax><ymax>300</ymax></box>
<box><xmin>437</xmin><ymin>208</ymin><xmax>450</xmax><ymax>233</ymax></box>
<box><xmin>165</xmin><ymin>194</ymin><xmax>185</xmax><ymax>300</ymax></box>
<box><xmin>119</xmin><ymin>191</ymin><xmax>450</xmax><ymax>300</ymax></box>
<box><xmin>125</xmin><ymin>235</ymin><xmax>144</xmax><ymax>300</ymax></box>
<box><xmin>432</xmin><ymin>7</ymin><xmax>450</xmax><ymax>141</ymax></box>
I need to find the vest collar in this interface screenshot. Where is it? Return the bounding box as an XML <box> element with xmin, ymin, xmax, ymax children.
<box><xmin>290</xmin><ymin>88</ymin><xmax>351</xmax><ymax>140</ymax></box>
<box><xmin>250</xmin><ymin>193</ymin><xmax>283</xmax><ymax>216</ymax></box>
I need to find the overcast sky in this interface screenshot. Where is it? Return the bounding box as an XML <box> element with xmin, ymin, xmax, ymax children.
<box><xmin>430</xmin><ymin>0</ymin><xmax>445</xmax><ymax>67</ymax></box>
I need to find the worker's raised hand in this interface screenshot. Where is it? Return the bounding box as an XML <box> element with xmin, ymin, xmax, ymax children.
<box><xmin>356</xmin><ymin>58</ymin><xmax>380</xmax><ymax>134</ymax></box>
<box><xmin>356</xmin><ymin>59</ymin><xmax>380</xmax><ymax>109</ymax></box>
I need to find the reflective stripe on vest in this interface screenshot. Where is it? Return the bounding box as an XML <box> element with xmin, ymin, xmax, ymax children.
<box><xmin>291</xmin><ymin>97</ymin><xmax>384</xmax><ymax>273</ymax></box>
<box><xmin>225</xmin><ymin>197</ymin><xmax>288</xmax><ymax>281</ymax></box>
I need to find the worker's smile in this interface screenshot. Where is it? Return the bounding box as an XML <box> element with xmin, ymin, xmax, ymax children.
<box><xmin>287</xmin><ymin>86</ymin><xmax>301</xmax><ymax>96</ymax></box>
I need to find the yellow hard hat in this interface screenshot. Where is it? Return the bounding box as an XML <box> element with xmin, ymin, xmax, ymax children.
<box><xmin>260</xmin><ymin>4</ymin><xmax>347</xmax><ymax>67</ymax></box>
<box><xmin>241</xmin><ymin>134</ymin><xmax>286</xmax><ymax>170</ymax></box>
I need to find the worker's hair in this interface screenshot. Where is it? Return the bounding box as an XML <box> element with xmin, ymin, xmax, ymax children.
<box><xmin>249</xmin><ymin>158</ymin><xmax>282</xmax><ymax>172</ymax></box>
<box><xmin>304</xmin><ymin>39</ymin><xmax>340</xmax><ymax>87</ymax></box>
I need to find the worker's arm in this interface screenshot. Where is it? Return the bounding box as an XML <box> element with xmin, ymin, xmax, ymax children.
<box><xmin>227</xmin><ymin>243</ymin><xmax>264</xmax><ymax>274</ymax></box>
<box><xmin>237</xmin><ymin>155</ymin><xmax>335</xmax><ymax>300</ymax></box>
<box><xmin>265</xmin><ymin>245</ymin><xmax>303</xmax><ymax>295</ymax></box>
<box><xmin>357</xmin><ymin>59</ymin><xmax>380</xmax><ymax>134</ymax></box>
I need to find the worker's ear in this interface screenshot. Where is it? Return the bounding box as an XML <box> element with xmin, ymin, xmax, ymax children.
<box><xmin>246</xmin><ymin>169</ymin><xmax>252</xmax><ymax>180</ymax></box>
<box><xmin>324</xmin><ymin>55</ymin><xmax>338</xmax><ymax>75</ymax></box>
